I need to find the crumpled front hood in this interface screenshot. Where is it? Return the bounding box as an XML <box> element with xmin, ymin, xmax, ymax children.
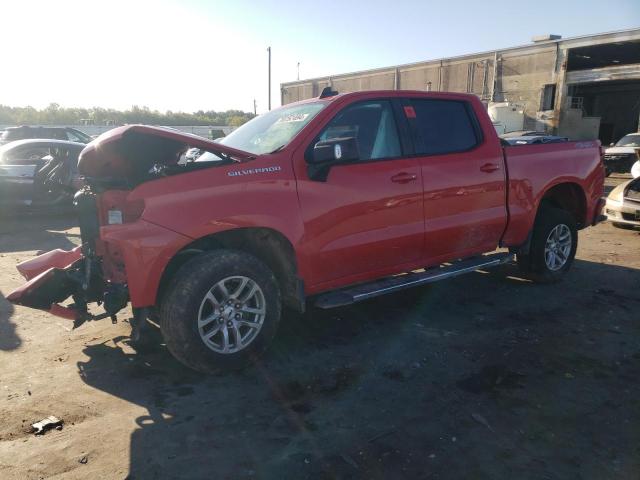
<box><xmin>78</xmin><ymin>125</ymin><xmax>255</xmax><ymax>179</ymax></box>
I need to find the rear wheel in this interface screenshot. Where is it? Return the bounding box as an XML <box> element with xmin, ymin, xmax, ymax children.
<box><xmin>517</xmin><ymin>206</ymin><xmax>577</xmax><ymax>283</ymax></box>
<box><xmin>159</xmin><ymin>250</ymin><xmax>281</xmax><ymax>374</ymax></box>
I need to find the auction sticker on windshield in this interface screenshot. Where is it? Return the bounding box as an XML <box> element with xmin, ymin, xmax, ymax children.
<box><xmin>276</xmin><ymin>113</ymin><xmax>310</xmax><ymax>124</ymax></box>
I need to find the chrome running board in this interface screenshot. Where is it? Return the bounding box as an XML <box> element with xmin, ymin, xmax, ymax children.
<box><xmin>314</xmin><ymin>252</ymin><xmax>513</xmax><ymax>309</ymax></box>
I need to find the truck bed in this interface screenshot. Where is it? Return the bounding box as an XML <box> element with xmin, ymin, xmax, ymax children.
<box><xmin>501</xmin><ymin>140</ymin><xmax>604</xmax><ymax>247</ymax></box>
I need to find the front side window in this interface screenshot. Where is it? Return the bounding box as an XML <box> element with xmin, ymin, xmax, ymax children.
<box><xmin>410</xmin><ymin>99</ymin><xmax>479</xmax><ymax>155</ymax></box>
<box><xmin>318</xmin><ymin>100</ymin><xmax>401</xmax><ymax>161</ymax></box>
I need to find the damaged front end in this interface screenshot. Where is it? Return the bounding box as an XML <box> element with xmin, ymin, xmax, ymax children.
<box><xmin>7</xmin><ymin>124</ymin><xmax>256</xmax><ymax>328</ymax></box>
<box><xmin>8</xmin><ymin>187</ymin><xmax>129</xmax><ymax>327</ymax></box>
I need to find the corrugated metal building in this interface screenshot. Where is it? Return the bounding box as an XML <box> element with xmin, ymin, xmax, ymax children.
<box><xmin>281</xmin><ymin>28</ymin><xmax>640</xmax><ymax>142</ymax></box>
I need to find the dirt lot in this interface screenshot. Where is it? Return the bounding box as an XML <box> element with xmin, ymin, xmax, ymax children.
<box><xmin>0</xmin><ymin>176</ymin><xmax>639</xmax><ymax>480</ymax></box>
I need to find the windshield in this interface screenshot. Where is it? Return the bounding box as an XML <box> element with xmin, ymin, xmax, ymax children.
<box><xmin>616</xmin><ymin>134</ymin><xmax>640</xmax><ymax>147</ymax></box>
<box><xmin>215</xmin><ymin>102</ymin><xmax>326</xmax><ymax>156</ymax></box>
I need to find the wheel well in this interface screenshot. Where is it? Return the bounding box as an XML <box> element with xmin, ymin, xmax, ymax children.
<box><xmin>156</xmin><ymin>228</ymin><xmax>304</xmax><ymax>312</ymax></box>
<box><xmin>539</xmin><ymin>183</ymin><xmax>587</xmax><ymax>228</ymax></box>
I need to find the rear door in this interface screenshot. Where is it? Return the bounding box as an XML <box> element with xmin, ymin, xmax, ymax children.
<box><xmin>0</xmin><ymin>144</ymin><xmax>50</xmax><ymax>206</ymax></box>
<box><xmin>405</xmin><ymin>97</ymin><xmax>507</xmax><ymax>263</ymax></box>
<box><xmin>0</xmin><ymin>163</ymin><xmax>38</xmax><ymax>206</ymax></box>
<box><xmin>294</xmin><ymin>99</ymin><xmax>425</xmax><ymax>288</ymax></box>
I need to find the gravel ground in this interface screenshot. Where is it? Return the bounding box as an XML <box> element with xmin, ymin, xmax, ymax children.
<box><xmin>0</xmin><ymin>175</ymin><xmax>638</xmax><ymax>479</ymax></box>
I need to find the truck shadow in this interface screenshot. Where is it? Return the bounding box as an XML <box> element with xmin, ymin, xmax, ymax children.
<box><xmin>76</xmin><ymin>258</ymin><xmax>640</xmax><ymax>479</ymax></box>
<box><xmin>0</xmin><ymin>291</ymin><xmax>20</xmax><ymax>351</ymax></box>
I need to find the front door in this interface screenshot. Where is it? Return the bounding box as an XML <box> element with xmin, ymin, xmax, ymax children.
<box><xmin>294</xmin><ymin>99</ymin><xmax>425</xmax><ymax>288</ymax></box>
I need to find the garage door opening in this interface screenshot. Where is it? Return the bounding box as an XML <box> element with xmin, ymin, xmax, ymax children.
<box><xmin>567</xmin><ymin>40</ymin><xmax>640</xmax><ymax>71</ymax></box>
<box><xmin>568</xmin><ymin>80</ymin><xmax>640</xmax><ymax>145</ymax></box>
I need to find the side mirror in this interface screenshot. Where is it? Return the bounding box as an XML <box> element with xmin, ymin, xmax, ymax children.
<box><xmin>610</xmin><ymin>142</ymin><xmax>615</xmax><ymax>147</ymax></box>
<box><xmin>310</xmin><ymin>137</ymin><xmax>359</xmax><ymax>164</ymax></box>
<box><xmin>307</xmin><ymin>137</ymin><xmax>359</xmax><ymax>181</ymax></box>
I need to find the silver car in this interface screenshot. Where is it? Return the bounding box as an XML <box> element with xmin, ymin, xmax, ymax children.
<box><xmin>605</xmin><ymin>177</ymin><xmax>640</xmax><ymax>229</ymax></box>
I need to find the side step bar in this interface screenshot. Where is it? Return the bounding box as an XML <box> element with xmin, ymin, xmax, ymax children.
<box><xmin>314</xmin><ymin>252</ymin><xmax>513</xmax><ymax>309</ymax></box>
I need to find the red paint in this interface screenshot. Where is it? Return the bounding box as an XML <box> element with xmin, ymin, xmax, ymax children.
<box><xmin>16</xmin><ymin>246</ymin><xmax>82</xmax><ymax>280</ymax></box>
<box><xmin>8</xmin><ymin>90</ymin><xmax>604</xmax><ymax>317</ymax></box>
<box><xmin>403</xmin><ymin>105</ymin><xmax>416</xmax><ymax>118</ymax></box>
<box><xmin>49</xmin><ymin>303</ymin><xmax>79</xmax><ymax>320</ymax></box>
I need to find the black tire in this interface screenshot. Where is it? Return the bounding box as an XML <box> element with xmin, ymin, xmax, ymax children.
<box><xmin>159</xmin><ymin>249</ymin><xmax>281</xmax><ymax>374</ymax></box>
<box><xmin>517</xmin><ymin>206</ymin><xmax>578</xmax><ymax>283</ymax></box>
<box><xmin>612</xmin><ymin>222</ymin><xmax>635</xmax><ymax>230</ymax></box>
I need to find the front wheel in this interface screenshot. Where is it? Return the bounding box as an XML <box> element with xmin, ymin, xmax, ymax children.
<box><xmin>159</xmin><ymin>250</ymin><xmax>281</xmax><ymax>374</ymax></box>
<box><xmin>517</xmin><ymin>206</ymin><xmax>578</xmax><ymax>283</ymax></box>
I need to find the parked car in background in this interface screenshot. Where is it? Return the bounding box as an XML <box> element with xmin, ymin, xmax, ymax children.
<box><xmin>603</xmin><ymin>133</ymin><xmax>640</xmax><ymax>176</ymax></box>
<box><xmin>605</xmin><ymin>176</ymin><xmax>640</xmax><ymax>229</ymax></box>
<box><xmin>0</xmin><ymin>126</ymin><xmax>92</xmax><ymax>145</ymax></box>
<box><xmin>7</xmin><ymin>90</ymin><xmax>605</xmax><ymax>374</ymax></box>
<box><xmin>0</xmin><ymin>139</ymin><xmax>85</xmax><ymax>208</ymax></box>
<box><xmin>502</xmin><ymin>134</ymin><xmax>569</xmax><ymax>145</ymax></box>
<box><xmin>501</xmin><ymin>130</ymin><xmax>548</xmax><ymax>138</ymax></box>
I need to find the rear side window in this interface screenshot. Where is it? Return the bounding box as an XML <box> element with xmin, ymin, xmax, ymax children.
<box><xmin>410</xmin><ymin>99</ymin><xmax>480</xmax><ymax>155</ymax></box>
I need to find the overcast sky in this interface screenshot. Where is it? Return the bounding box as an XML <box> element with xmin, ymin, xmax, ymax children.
<box><xmin>0</xmin><ymin>0</ymin><xmax>638</xmax><ymax>113</ymax></box>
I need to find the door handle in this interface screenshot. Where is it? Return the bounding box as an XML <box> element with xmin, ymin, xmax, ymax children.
<box><xmin>391</xmin><ymin>172</ymin><xmax>418</xmax><ymax>184</ymax></box>
<box><xmin>480</xmin><ymin>163</ymin><xmax>500</xmax><ymax>173</ymax></box>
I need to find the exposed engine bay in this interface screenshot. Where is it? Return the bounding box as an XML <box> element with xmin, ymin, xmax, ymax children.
<box><xmin>77</xmin><ymin>127</ymin><xmax>250</xmax><ymax>188</ymax></box>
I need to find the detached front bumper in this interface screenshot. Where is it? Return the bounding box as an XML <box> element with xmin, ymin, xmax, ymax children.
<box><xmin>7</xmin><ymin>219</ymin><xmax>192</xmax><ymax>321</ymax></box>
<box><xmin>7</xmin><ymin>247</ymin><xmax>86</xmax><ymax>320</ymax></box>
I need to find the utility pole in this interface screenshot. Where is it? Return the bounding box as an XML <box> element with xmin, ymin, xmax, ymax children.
<box><xmin>267</xmin><ymin>46</ymin><xmax>272</xmax><ymax>111</ymax></box>
<box><xmin>253</xmin><ymin>99</ymin><xmax>257</xmax><ymax>115</ymax></box>
<box><xmin>297</xmin><ymin>62</ymin><xmax>300</xmax><ymax>81</ymax></box>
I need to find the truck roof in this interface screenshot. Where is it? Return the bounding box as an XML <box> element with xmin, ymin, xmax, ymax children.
<box><xmin>284</xmin><ymin>89</ymin><xmax>481</xmax><ymax>108</ymax></box>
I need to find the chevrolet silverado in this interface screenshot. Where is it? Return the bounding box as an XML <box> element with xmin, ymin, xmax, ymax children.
<box><xmin>7</xmin><ymin>90</ymin><xmax>605</xmax><ymax>373</ymax></box>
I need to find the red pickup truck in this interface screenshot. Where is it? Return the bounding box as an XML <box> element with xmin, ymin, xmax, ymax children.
<box><xmin>8</xmin><ymin>90</ymin><xmax>605</xmax><ymax>373</ymax></box>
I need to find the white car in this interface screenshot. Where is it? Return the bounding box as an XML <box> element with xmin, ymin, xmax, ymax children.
<box><xmin>605</xmin><ymin>176</ymin><xmax>640</xmax><ymax>229</ymax></box>
<box><xmin>603</xmin><ymin>133</ymin><xmax>640</xmax><ymax>176</ymax></box>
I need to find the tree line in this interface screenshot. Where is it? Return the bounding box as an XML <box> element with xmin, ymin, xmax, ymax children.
<box><xmin>0</xmin><ymin>103</ymin><xmax>255</xmax><ymax>127</ymax></box>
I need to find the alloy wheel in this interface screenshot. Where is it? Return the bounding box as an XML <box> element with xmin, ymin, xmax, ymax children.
<box><xmin>197</xmin><ymin>276</ymin><xmax>266</xmax><ymax>354</ymax></box>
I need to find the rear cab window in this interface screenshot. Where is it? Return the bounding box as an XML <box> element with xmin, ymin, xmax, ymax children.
<box><xmin>408</xmin><ymin>99</ymin><xmax>481</xmax><ymax>155</ymax></box>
